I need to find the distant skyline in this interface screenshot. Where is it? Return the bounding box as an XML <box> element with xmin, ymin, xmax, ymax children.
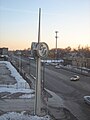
<box><xmin>0</xmin><ymin>0</ymin><xmax>90</xmax><ymax>50</ymax></box>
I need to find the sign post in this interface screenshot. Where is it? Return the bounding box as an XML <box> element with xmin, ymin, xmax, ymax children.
<box><xmin>35</xmin><ymin>8</ymin><xmax>41</xmax><ymax>116</ymax></box>
<box><xmin>31</xmin><ymin>8</ymin><xmax>49</xmax><ymax>116</ymax></box>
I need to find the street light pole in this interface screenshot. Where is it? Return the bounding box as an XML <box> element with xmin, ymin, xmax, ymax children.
<box><xmin>29</xmin><ymin>58</ymin><xmax>30</xmax><ymax>75</ymax></box>
<box><xmin>35</xmin><ymin>8</ymin><xmax>41</xmax><ymax>116</ymax></box>
<box><xmin>18</xmin><ymin>51</ymin><xmax>21</xmax><ymax>73</ymax></box>
<box><xmin>32</xmin><ymin>8</ymin><xmax>49</xmax><ymax>116</ymax></box>
<box><xmin>55</xmin><ymin>31</ymin><xmax>58</xmax><ymax>60</ymax></box>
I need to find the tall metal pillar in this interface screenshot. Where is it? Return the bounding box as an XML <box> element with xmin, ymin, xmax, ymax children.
<box><xmin>55</xmin><ymin>31</ymin><xmax>58</xmax><ymax>60</ymax></box>
<box><xmin>35</xmin><ymin>8</ymin><xmax>41</xmax><ymax>116</ymax></box>
<box><xmin>32</xmin><ymin>8</ymin><xmax>49</xmax><ymax>116</ymax></box>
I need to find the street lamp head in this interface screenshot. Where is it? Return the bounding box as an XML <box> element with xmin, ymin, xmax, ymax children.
<box><xmin>55</xmin><ymin>31</ymin><xmax>58</xmax><ymax>33</ymax></box>
<box><xmin>55</xmin><ymin>31</ymin><xmax>58</xmax><ymax>38</ymax></box>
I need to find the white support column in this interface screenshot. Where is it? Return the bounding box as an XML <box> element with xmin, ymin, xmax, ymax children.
<box><xmin>35</xmin><ymin>57</ymin><xmax>41</xmax><ymax>115</ymax></box>
<box><xmin>34</xmin><ymin>8</ymin><xmax>41</xmax><ymax>116</ymax></box>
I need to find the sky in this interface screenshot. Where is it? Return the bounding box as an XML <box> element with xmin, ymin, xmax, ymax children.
<box><xmin>0</xmin><ymin>0</ymin><xmax>90</xmax><ymax>50</ymax></box>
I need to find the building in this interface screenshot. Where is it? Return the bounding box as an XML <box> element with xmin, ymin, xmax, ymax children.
<box><xmin>72</xmin><ymin>57</ymin><xmax>86</xmax><ymax>67</ymax></box>
<box><xmin>63</xmin><ymin>53</ymin><xmax>90</xmax><ymax>69</ymax></box>
<box><xmin>0</xmin><ymin>47</ymin><xmax>8</xmax><ymax>61</ymax></box>
<box><xmin>86</xmin><ymin>58</ymin><xmax>90</xmax><ymax>69</ymax></box>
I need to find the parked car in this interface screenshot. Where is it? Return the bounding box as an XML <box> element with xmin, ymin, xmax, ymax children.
<box><xmin>70</xmin><ymin>75</ymin><xmax>80</xmax><ymax>81</ymax></box>
<box><xmin>84</xmin><ymin>96</ymin><xmax>90</xmax><ymax>105</ymax></box>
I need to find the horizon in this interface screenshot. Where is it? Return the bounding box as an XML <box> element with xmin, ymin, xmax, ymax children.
<box><xmin>0</xmin><ymin>0</ymin><xmax>90</xmax><ymax>50</ymax></box>
<box><xmin>1</xmin><ymin>45</ymin><xmax>90</xmax><ymax>51</ymax></box>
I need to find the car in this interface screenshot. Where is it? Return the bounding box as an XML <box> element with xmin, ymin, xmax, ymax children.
<box><xmin>55</xmin><ymin>65</ymin><xmax>61</xmax><ymax>69</ymax></box>
<box><xmin>45</xmin><ymin>63</ymin><xmax>49</xmax><ymax>66</ymax></box>
<box><xmin>70</xmin><ymin>75</ymin><xmax>80</xmax><ymax>81</ymax></box>
<box><xmin>84</xmin><ymin>96</ymin><xmax>90</xmax><ymax>105</ymax></box>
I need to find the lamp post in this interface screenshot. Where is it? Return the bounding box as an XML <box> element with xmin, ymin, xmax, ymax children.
<box><xmin>29</xmin><ymin>58</ymin><xmax>30</xmax><ymax>75</ymax></box>
<box><xmin>17</xmin><ymin>51</ymin><xmax>21</xmax><ymax>73</ymax></box>
<box><xmin>55</xmin><ymin>31</ymin><xmax>58</xmax><ymax>60</ymax></box>
<box><xmin>35</xmin><ymin>8</ymin><xmax>41</xmax><ymax>116</ymax></box>
<box><xmin>31</xmin><ymin>8</ymin><xmax>49</xmax><ymax>116</ymax></box>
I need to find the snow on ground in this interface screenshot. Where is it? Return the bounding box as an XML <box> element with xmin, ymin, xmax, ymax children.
<box><xmin>0</xmin><ymin>112</ymin><xmax>50</xmax><ymax>120</ymax></box>
<box><xmin>0</xmin><ymin>61</ymin><xmax>31</xmax><ymax>91</ymax></box>
<box><xmin>0</xmin><ymin>87</ymin><xmax>35</xmax><ymax>99</ymax></box>
<box><xmin>0</xmin><ymin>61</ymin><xmax>29</xmax><ymax>89</ymax></box>
<box><xmin>0</xmin><ymin>61</ymin><xmax>34</xmax><ymax>98</ymax></box>
<box><xmin>0</xmin><ymin>87</ymin><xmax>34</xmax><ymax>94</ymax></box>
<box><xmin>19</xmin><ymin>93</ymin><xmax>35</xmax><ymax>98</ymax></box>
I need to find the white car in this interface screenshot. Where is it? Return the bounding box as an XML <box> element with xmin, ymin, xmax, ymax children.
<box><xmin>84</xmin><ymin>96</ymin><xmax>90</xmax><ymax>105</ymax></box>
<box><xmin>55</xmin><ymin>65</ymin><xmax>61</xmax><ymax>69</ymax></box>
<box><xmin>70</xmin><ymin>75</ymin><xmax>80</xmax><ymax>81</ymax></box>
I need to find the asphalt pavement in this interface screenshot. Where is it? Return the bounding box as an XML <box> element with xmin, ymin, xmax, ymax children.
<box><xmin>1</xmin><ymin>59</ymin><xmax>90</xmax><ymax>120</ymax></box>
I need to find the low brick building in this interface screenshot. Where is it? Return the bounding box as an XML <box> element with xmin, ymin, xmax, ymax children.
<box><xmin>72</xmin><ymin>57</ymin><xmax>90</xmax><ymax>69</ymax></box>
<box><xmin>0</xmin><ymin>47</ymin><xmax>8</xmax><ymax>61</ymax></box>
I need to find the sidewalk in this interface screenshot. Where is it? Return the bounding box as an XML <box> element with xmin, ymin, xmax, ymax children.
<box><xmin>43</xmin><ymin>89</ymin><xmax>78</xmax><ymax>120</ymax></box>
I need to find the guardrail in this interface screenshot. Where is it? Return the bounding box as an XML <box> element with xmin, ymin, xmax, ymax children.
<box><xmin>61</xmin><ymin>65</ymin><xmax>90</xmax><ymax>77</ymax></box>
<box><xmin>10</xmin><ymin>61</ymin><xmax>35</xmax><ymax>89</ymax></box>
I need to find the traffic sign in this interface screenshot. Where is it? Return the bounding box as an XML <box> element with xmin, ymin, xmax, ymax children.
<box><xmin>37</xmin><ymin>42</ymin><xmax>49</xmax><ymax>58</ymax></box>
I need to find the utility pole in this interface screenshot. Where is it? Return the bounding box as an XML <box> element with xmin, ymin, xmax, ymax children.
<box><xmin>55</xmin><ymin>31</ymin><xmax>58</xmax><ymax>60</ymax></box>
<box><xmin>31</xmin><ymin>8</ymin><xmax>49</xmax><ymax>116</ymax></box>
<box><xmin>17</xmin><ymin>51</ymin><xmax>21</xmax><ymax>73</ymax></box>
<box><xmin>35</xmin><ymin>8</ymin><xmax>41</xmax><ymax>116</ymax></box>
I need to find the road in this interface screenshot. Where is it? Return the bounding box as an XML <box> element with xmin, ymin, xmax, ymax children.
<box><xmin>44</xmin><ymin>65</ymin><xmax>90</xmax><ymax>120</ymax></box>
<box><xmin>11</xmin><ymin>56</ymin><xmax>90</xmax><ymax>120</ymax></box>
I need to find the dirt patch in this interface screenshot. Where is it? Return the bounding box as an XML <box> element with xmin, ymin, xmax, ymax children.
<box><xmin>0</xmin><ymin>92</ymin><xmax>11</xmax><ymax>98</ymax></box>
<box><xmin>0</xmin><ymin>110</ymin><xmax>6</xmax><ymax>116</ymax></box>
<box><xmin>7</xmin><ymin>92</ymin><xmax>25</xmax><ymax>99</ymax></box>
